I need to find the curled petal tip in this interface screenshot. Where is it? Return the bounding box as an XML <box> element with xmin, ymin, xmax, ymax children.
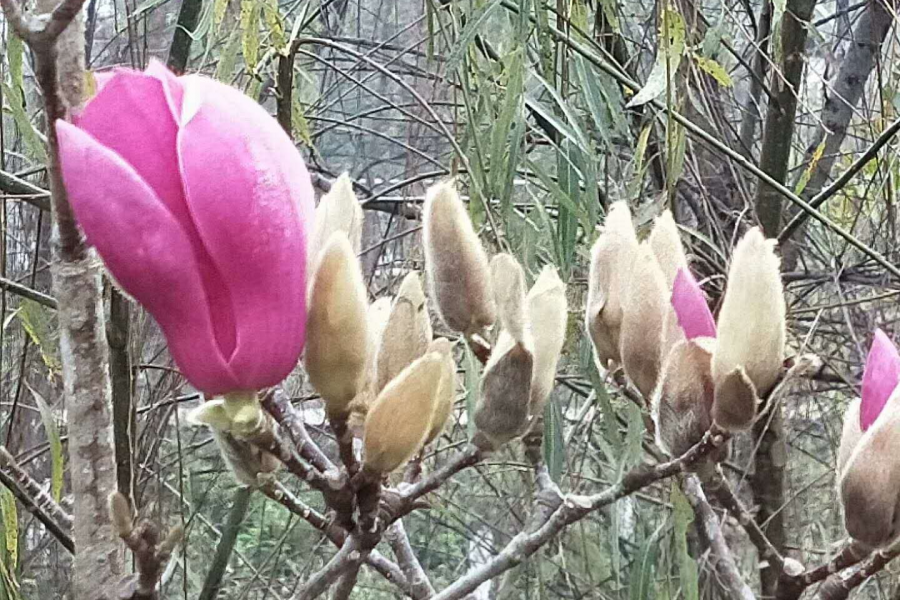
<box><xmin>671</xmin><ymin>268</ymin><xmax>716</xmax><ymax>340</ymax></box>
<box><xmin>861</xmin><ymin>329</ymin><xmax>900</xmax><ymax>431</ymax></box>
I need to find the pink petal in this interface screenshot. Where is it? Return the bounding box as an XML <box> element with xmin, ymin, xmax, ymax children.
<box><xmin>144</xmin><ymin>59</ymin><xmax>184</xmax><ymax>121</ymax></box>
<box><xmin>671</xmin><ymin>268</ymin><xmax>716</xmax><ymax>340</ymax></box>
<box><xmin>860</xmin><ymin>328</ymin><xmax>900</xmax><ymax>431</ymax></box>
<box><xmin>76</xmin><ymin>68</ymin><xmax>190</xmax><ymax>231</ymax></box>
<box><xmin>56</xmin><ymin>121</ymin><xmax>240</xmax><ymax>394</ymax></box>
<box><xmin>177</xmin><ymin>76</ymin><xmax>314</xmax><ymax>390</ymax></box>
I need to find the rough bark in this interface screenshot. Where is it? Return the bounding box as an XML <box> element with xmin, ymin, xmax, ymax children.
<box><xmin>780</xmin><ymin>0</ymin><xmax>893</xmax><ymax>252</ymax></box>
<box><xmin>754</xmin><ymin>0</ymin><xmax>819</xmax><ymax>234</ymax></box>
<box><xmin>54</xmin><ymin>255</ymin><xmax>124</xmax><ymax>599</ymax></box>
<box><xmin>34</xmin><ymin>0</ymin><xmax>126</xmax><ymax>594</ymax></box>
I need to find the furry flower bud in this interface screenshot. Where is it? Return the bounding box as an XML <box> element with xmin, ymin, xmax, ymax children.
<box><xmin>586</xmin><ymin>202</ymin><xmax>639</xmax><ymax>368</ymax></box>
<box><xmin>423</xmin><ymin>181</ymin><xmax>496</xmax><ymax>336</ymax></box>
<box><xmin>424</xmin><ymin>338</ymin><xmax>457</xmax><ymax>445</ymax></box>
<box><xmin>305</xmin><ymin>233</ymin><xmax>369</xmax><ymax>417</ymax></box>
<box><xmin>648</xmin><ymin>210</ymin><xmax>688</xmax><ymax>289</ymax></box>
<box><xmin>375</xmin><ymin>272</ymin><xmax>433</xmax><ymax>393</ymax></box>
<box><xmin>839</xmin><ymin>389</ymin><xmax>900</xmax><ymax>549</ymax></box>
<box><xmin>308</xmin><ymin>172</ymin><xmax>364</xmax><ymax>271</ymax></box>
<box><xmin>363</xmin><ymin>353</ymin><xmax>442</xmax><ymax>473</ymax></box>
<box><xmin>653</xmin><ymin>338</ymin><xmax>716</xmax><ymax>458</ymax></box>
<box><xmin>838</xmin><ymin>330</ymin><xmax>900</xmax><ymax>548</ymax></box>
<box><xmin>526</xmin><ymin>266</ymin><xmax>568</xmax><ymax>415</ymax></box>
<box><xmin>712</xmin><ymin>228</ymin><xmax>786</xmax><ymax>397</ymax></box>
<box><xmin>474</xmin><ymin>340</ymin><xmax>534</xmax><ymax>450</ymax></box>
<box><xmin>490</xmin><ymin>253</ymin><xmax>528</xmax><ymax>344</ymax></box>
<box><xmin>620</xmin><ymin>243</ymin><xmax>667</xmax><ymax>399</ymax></box>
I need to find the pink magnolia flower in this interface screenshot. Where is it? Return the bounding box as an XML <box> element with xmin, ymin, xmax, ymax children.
<box><xmin>860</xmin><ymin>329</ymin><xmax>900</xmax><ymax>431</ymax></box>
<box><xmin>671</xmin><ymin>268</ymin><xmax>716</xmax><ymax>340</ymax></box>
<box><xmin>56</xmin><ymin>60</ymin><xmax>314</xmax><ymax>395</ymax></box>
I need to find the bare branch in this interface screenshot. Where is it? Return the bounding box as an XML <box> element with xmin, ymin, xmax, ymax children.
<box><xmin>260</xmin><ymin>482</ymin><xmax>415</xmax><ymax>597</ymax></box>
<box><xmin>431</xmin><ymin>429</ymin><xmax>730</xmax><ymax>600</ymax></box>
<box><xmin>386</xmin><ymin>520</ymin><xmax>435</xmax><ymax>599</ymax></box>
<box><xmin>110</xmin><ymin>492</ymin><xmax>184</xmax><ymax>600</ymax></box>
<box><xmin>682</xmin><ymin>475</ymin><xmax>757</xmax><ymax>600</ymax></box>
<box><xmin>0</xmin><ymin>446</ymin><xmax>73</xmax><ymax>553</ymax></box>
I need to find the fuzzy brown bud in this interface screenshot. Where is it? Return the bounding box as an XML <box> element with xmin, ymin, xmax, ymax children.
<box><xmin>474</xmin><ymin>340</ymin><xmax>534</xmax><ymax>449</ymax></box>
<box><xmin>653</xmin><ymin>338</ymin><xmax>716</xmax><ymax>458</ymax></box>
<box><xmin>213</xmin><ymin>430</ymin><xmax>280</xmax><ymax>487</ymax></box>
<box><xmin>648</xmin><ymin>210</ymin><xmax>688</xmax><ymax>289</ymax></box>
<box><xmin>526</xmin><ymin>266</ymin><xmax>567</xmax><ymax>416</ymax></box>
<box><xmin>306</xmin><ymin>232</ymin><xmax>369</xmax><ymax>416</ymax></box>
<box><xmin>711</xmin><ymin>367</ymin><xmax>758</xmax><ymax>431</ymax></box>
<box><xmin>423</xmin><ymin>181</ymin><xmax>496</xmax><ymax>336</ymax></box>
<box><xmin>375</xmin><ymin>272</ymin><xmax>432</xmax><ymax>393</ymax></box>
<box><xmin>424</xmin><ymin>338</ymin><xmax>456</xmax><ymax>445</ymax></box>
<box><xmin>363</xmin><ymin>353</ymin><xmax>443</xmax><ymax>473</ymax></box>
<box><xmin>308</xmin><ymin>172</ymin><xmax>364</xmax><ymax>272</ymax></box>
<box><xmin>620</xmin><ymin>243</ymin><xmax>667</xmax><ymax>399</ymax></box>
<box><xmin>839</xmin><ymin>390</ymin><xmax>900</xmax><ymax>549</ymax></box>
<box><xmin>490</xmin><ymin>253</ymin><xmax>528</xmax><ymax>344</ymax></box>
<box><xmin>586</xmin><ymin>202</ymin><xmax>639</xmax><ymax>368</ymax></box>
<box><xmin>712</xmin><ymin>228</ymin><xmax>786</xmax><ymax>397</ymax></box>
<box><xmin>837</xmin><ymin>399</ymin><xmax>863</xmax><ymax>478</ymax></box>
<box><xmin>109</xmin><ymin>491</ymin><xmax>133</xmax><ymax>538</ymax></box>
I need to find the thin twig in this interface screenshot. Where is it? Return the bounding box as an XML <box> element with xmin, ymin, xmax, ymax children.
<box><xmin>701</xmin><ymin>465</ymin><xmax>785</xmax><ymax>573</ymax></box>
<box><xmin>261</xmin><ymin>390</ymin><xmax>334</xmax><ymax>473</ymax></box>
<box><xmin>0</xmin><ymin>446</ymin><xmax>73</xmax><ymax>552</ymax></box>
<box><xmin>294</xmin><ymin>535</ymin><xmax>364</xmax><ymax>600</ymax></box>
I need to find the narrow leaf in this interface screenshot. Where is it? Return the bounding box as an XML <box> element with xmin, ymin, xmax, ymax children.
<box><xmin>626</xmin><ymin>8</ymin><xmax>685</xmax><ymax>108</ymax></box>
<box><xmin>0</xmin><ymin>489</ymin><xmax>16</xmax><ymax>569</ymax></box>
<box><xmin>28</xmin><ymin>385</ymin><xmax>64</xmax><ymax>503</ymax></box>
<box><xmin>543</xmin><ymin>399</ymin><xmax>566</xmax><ymax>482</ymax></box>
<box><xmin>447</xmin><ymin>0</ymin><xmax>503</xmax><ymax>72</ymax></box>
<box><xmin>671</xmin><ymin>483</ymin><xmax>699</xmax><ymax>600</ymax></box>
<box><xmin>240</xmin><ymin>0</ymin><xmax>260</xmax><ymax>71</ymax></box>
<box><xmin>692</xmin><ymin>54</ymin><xmax>733</xmax><ymax>87</ymax></box>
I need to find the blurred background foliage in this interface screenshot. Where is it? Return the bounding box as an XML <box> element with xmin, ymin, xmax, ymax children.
<box><xmin>0</xmin><ymin>0</ymin><xmax>898</xmax><ymax>598</ymax></box>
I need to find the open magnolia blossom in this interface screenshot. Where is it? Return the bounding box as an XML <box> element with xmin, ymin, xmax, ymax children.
<box><xmin>586</xmin><ymin>206</ymin><xmax>787</xmax><ymax>458</ymax></box>
<box><xmin>838</xmin><ymin>329</ymin><xmax>900</xmax><ymax>549</ymax></box>
<box><xmin>58</xmin><ymin>61</ymin><xmax>314</xmax><ymax>401</ymax></box>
